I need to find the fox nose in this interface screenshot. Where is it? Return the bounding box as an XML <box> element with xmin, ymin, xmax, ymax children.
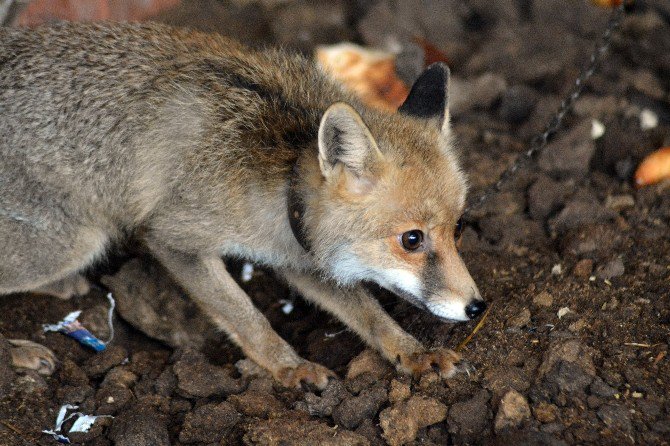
<box><xmin>465</xmin><ymin>300</ymin><xmax>487</xmax><ymax>319</ymax></box>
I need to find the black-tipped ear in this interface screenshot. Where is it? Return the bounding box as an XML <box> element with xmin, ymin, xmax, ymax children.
<box><xmin>318</xmin><ymin>102</ymin><xmax>384</xmax><ymax>178</ymax></box>
<box><xmin>398</xmin><ymin>62</ymin><xmax>450</xmax><ymax>128</ymax></box>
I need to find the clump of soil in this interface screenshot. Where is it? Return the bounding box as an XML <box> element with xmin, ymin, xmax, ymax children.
<box><xmin>1</xmin><ymin>1</ymin><xmax>669</xmax><ymax>445</ymax></box>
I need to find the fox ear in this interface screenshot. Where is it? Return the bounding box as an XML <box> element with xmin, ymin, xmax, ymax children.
<box><xmin>318</xmin><ymin>102</ymin><xmax>383</xmax><ymax>179</ymax></box>
<box><xmin>399</xmin><ymin>62</ymin><xmax>450</xmax><ymax>132</ymax></box>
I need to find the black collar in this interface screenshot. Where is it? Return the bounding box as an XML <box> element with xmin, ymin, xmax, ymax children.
<box><xmin>287</xmin><ymin>164</ymin><xmax>311</xmax><ymax>252</ymax></box>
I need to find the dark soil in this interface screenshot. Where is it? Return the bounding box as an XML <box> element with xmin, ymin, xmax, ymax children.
<box><xmin>1</xmin><ymin>1</ymin><xmax>669</xmax><ymax>445</ymax></box>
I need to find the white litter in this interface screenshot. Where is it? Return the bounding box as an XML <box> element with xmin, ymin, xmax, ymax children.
<box><xmin>43</xmin><ymin>404</ymin><xmax>112</xmax><ymax>444</ymax></box>
<box><xmin>279</xmin><ymin>299</ymin><xmax>294</xmax><ymax>315</ymax></box>
<box><xmin>241</xmin><ymin>262</ymin><xmax>254</xmax><ymax>282</ymax></box>
<box><xmin>557</xmin><ymin>307</ymin><xmax>571</xmax><ymax>319</ymax></box>
<box><xmin>551</xmin><ymin>264</ymin><xmax>563</xmax><ymax>276</ymax></box>
<box><xmin>591</xmin><ymin>119</ymin><xmax>605</xmax><ymax>139</ymax></box>
<box><xmin>640</xmin><ymin>108</ymin><xmax>659</xmax><ymax>130</ymax></box>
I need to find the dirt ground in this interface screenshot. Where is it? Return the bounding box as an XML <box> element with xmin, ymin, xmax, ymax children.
<box><xmin>1</xmin><ymin>1</ymin><xmax>669</xmax><ymax>445</ymax></box>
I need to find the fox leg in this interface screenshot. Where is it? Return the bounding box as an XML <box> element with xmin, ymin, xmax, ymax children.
<box><xmin>281</xmin><ymin>270</ymin><xmax>462</xmax><ymax>379</ymax></box>
<box><xmin>146</xmin><ymin>243</ymin><xmax>334</xmax><ymax>389</ymax></box>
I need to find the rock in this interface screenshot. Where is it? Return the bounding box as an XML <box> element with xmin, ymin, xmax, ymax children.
<box><xmin>507</xmin><ymin>308</ymin><xmax>531</xmax><ymax>328</ymax></box>
<box><xmin>447</xmin><ymin>390</ymin><xmax>491</xmax><ymax>440</ymax></box>
<box><xmin>527</xmin><ymin>175</ymin><xmax>574</xmax><ymax>221</ymax></box>
<box><xmin>333</xmin><ymin>384</ymin><xmax>388</xmax><ymax>430</ymax></box>
<box><xmin>533</xmin><ymin>291</ymin><xmax>554</xmax><ymax>307</ymax></box>
<box><xmin>179</xmin><ymin>402</ymin><xmax>241</xmax><ymax>443</ymax></box>
<box><xmin>548</xmin><ymin>198</ymin><xmax>616</xmax><ymax>235</ymax></box>
<box><xmin>59</xmin><ymin>359</ymin><xmax>89</xmax><ymax>386</ymax></box>
<box><xmin>101</xmin><ymin>367</ymin><xmax>138</xmax><ymax>388</ymax></box>
<box><xmin>154</xmin><ymin>367</ymin><xmax>177</xmax><ymax>397</ymax></box>
<box><xmin>229</xmin><ymin>390</ymin><xmax>284</xmax><ymax>418</ymax></box>
<box><xmin>173</xmin><ymin>350</ymin><xmax>244</xmax><ymax>398</ymax></box>
<box><xmin>589</xmin><ymin>377</ymin><xmax>618</xmax><ymax>398</ymax></box>
<box><xmin>244</xmin><ymin>417</ymin><xmax>370</xmax><ymax>445</ymax></box>
<box><xmin>450</xmin><ymin>73</ymin><xmax>508</xmax><ymax>115</ymax></box>
<box><xmin>605</xmin><ymin>194</ymin><xmax>635</xmax><ymax>211</ymax></box>
<box><xmin>573</xmin><ymin>259</ymin><xmax>594</xmax><ymax>278</ymax></box>
<box><xmin>346</xmin><ymin>349</ymin><xmax>392</xmax><ymax>380</ymax></box>
<box><xmin>14</xmin><ymin>371</ymin><xmax>48</xmax><ymax>394</ymax></box>
<box><xmin>0</xmin><ymin>335</ymin><xmax>17</xmax><ymax>392</ymax></box>
<box><xmin>484</xmin><ymin>367</ymin><xmax>531</xmax><ymax>401</ymax></box>
<box><xmin>533</xmin><ymin>401</ymin><xmax>559</xmax><ymax>423</ymax></box>
<box><xmin>538</xmin><ymin>340</ymin><xmax>597</xmax><ymax>379</ymax></box>
<box><xmin>494</xmin><ymin>390</ymin><xmax>531</xmax><ymax>433</ymax></box>
<box><xmin>271</xmin><ymin>0</ymin><xmax>353</xmax><ymax>52</ymax></box>
<box><xmin>538</xmin><ymin>121</ymin><xmax>595</xmax><ymax>177</ymax></box>
<box><xmin>109</xmin><ymin>404</ymin><xmax>169</xmax><ymax>446</ymax></box>
<box><xmin>388</xmin><ymin>379</ymin><xmax>411</xmax><ymax>405</ymax></box>
<box><xmin>302</xmin><ymin>378</ymin><xmax>348</xmax><ymax>417</ymax></box>
<box><xmin>595</xmin><ymin>258</ymin><xmax>625</xmax><ymax>280</ymax></box>
<box><xmin>544</xmin><ymin>361</ymin><xmax>594</xmax><ymax>396</ymax></box>
<box><xmin>379</xmin><ymin>396</ymin><xmax>447</xmax><ymax>446</ymax></box>
<box><xmin>499</xmin><ymin>85</ymin><xmax>538</xmax><ymax>124</ymax></box>
<box><xmin>597</xmin><ymin>404</ymin><xmax>632</xmax><ymax>434</ymax></box>
<box><xmin>96</xmin><ymin>384</ymin><xmax>134</xmax><ymax>415</ymax></box>
<box><xmin>84</xmin><ymin>346</ymin><xmax>127</xmax><ymax>378</ymax></box>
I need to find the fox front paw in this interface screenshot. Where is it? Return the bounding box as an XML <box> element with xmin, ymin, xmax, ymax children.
<box><xmin>397</xmin><ymin>347</ymin><xmax>462</xmax><ymax>379</ymax></box>
<box><xmin>275</xmin><ymin>361</ymin><xmax>337</xmax><ymax>390</ymax></box>
<box><xmin>9</xmin><ymin>339</ymin><xmax>57</xmax><ymax>375</ymax></box>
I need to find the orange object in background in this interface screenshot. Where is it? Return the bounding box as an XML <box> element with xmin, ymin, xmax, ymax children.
<box><xmin>635</xmin><ymin>146</ymin><xmax>670</xmax><ymax>188</ymax></box>
<box><xmin>16</xmin><ymin>0</ymin><xmax>179</xmax><ymax>26</ymax></box>
<box><xmin>316</xmin><ymin>43</ymin><xmax>409</xmax><ymax>112</ymax></box>
<box><xmin>591</xmin><ymin>0</ymin><xmax>623</xmax><ymax>7</ymax></box>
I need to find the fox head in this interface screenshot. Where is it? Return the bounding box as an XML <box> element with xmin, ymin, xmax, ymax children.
<box><xmin>305</xmin><ymin>62</ymin><xmax>485</xmax><ymax>322</ymax></box>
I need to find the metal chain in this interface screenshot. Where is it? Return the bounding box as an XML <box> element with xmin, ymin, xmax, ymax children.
<box><xmin>465</xmin><ymin>2</ymin><xmax>626</xmax><ymax>216</ymax></box>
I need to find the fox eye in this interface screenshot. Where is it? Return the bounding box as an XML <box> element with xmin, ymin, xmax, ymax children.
<box><xmin>454</xmin><ymin>218</ymin><xmax>464</xmax><ymax>240</ymax></box>
<box><xmin>401</xmin><ymin>230</ymin><xmax>424</xmax><ymax>251</ymax></box>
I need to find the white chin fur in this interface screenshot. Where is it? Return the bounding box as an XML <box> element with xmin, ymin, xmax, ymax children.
<box><xmin>379</xmin><ymin>268</ymin><xmax>422</xmax><ymax>299</ymax></box>
<box><xmin>427</xmin><ymin>300</ymin><xmax>469</xmax><ymax>321</ymax></box>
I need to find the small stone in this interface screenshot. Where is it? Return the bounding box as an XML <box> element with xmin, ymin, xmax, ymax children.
<box><xmin>597</xmin><ymin>404</ymin><xmax>632</xmax><ymax>433</ymax></box>
<box><xmin>551</xmin><ymin>264</ymin><xmax>563</xmax><ymax>275</ymax></box>
<box><xmin>379</xmin><ymin>396</ymin><xmax>448</xmax><ymax>446</ymax></box>
<box><xmin>527</xmin><ymin>175</ymin><xmax>574</xmax><ymax>221</ymax></box>
<box><xmin>179</xmin><ymin>402</ymin><xmax>241</xmax><ymax>444</ymax></box>
<box><xmin>84</xmin><ymin>346</ymin><xmax>127</xmax><ymax>378</ymax></box>
<box><xmin>494</xmin><ymin>390</ymin><xmax>531</xmax><ymax>433</ymax></box>
<box><xmin>302</xmin><ymin>378</ymin><xmax>348</xmax><ymax>417</ymax></box>
<box><xmin>450</xmin><ymin>73</ymin><xmax>508</xmax><ymax>115</ymax></box>
<box><xmin>538</xmin><ymin>340</ymin><xmax>597</xmax><ymax>378</ymax></box>
<box><xmin>533</xmin><ymin>291</ymin><xmax>554</xmax><ymax>307</ymax></box>
<box><xmin>174</xmin><ymin>350</ymin><xmax>244</xmax><ymax>398</ymax></box>
<box><xmin>101</xmin><ymin>367</ymin><xmax>138</xmax><ymax>388</ymax></box>
<box><xmin>507</xmin><ymin>308</ymin><xmax>531</xmax><ymax>328</ymax></box>
<box><xmin>573</xmin><ymin>259</ymin><xmax>594</xmax><ymax>278</ymax></box>
<box><xmin>538</xmin><ymin>121</ymin><xmax>595</xmax><ymax>177</ymax></box>
<box><xmin>533</xmin><ymin>401</ymin><xmax>559</xmax><ymax>423</ymax></box>
<box><xmin>333</xmin><ymin>384</ymin><xmax>387</xmax><ymax>429</ymax></box>
<box><xmin>595</xmin><ymin>258</ymin><xmax>625</xmax><ymax>280</ymax></box>
<box><xmin>244</xmin><ymin>417</ymin><xmax>369</xmax><ymax>445</ymax></box>
<box><xmin>388</xmin><ymin>379</ymin><xmax>411</xmax><ymax>404</ymax></box>
<box><xmin>346</xmin><ymin>349</ymin><xmax>392</xmax><ymax>380</ymax></box>
<box><xmin>568</xmin><ymin>319</ymin><xmax>587</xmax><ymax>332</ymax></box>
<box><xmin>605</xmin><ymin>194</ymin><xmax>635</xmax><ymax>211</ymax></box>
<box><xmin>499</xmin><ymin>85</ymin><xmax>538</xmax><ymax>124</ymax></box>
<box><xmin>448</xmin><ymin>390</ymin><xmax>491</xmax><ymax>439</ymax></box>
<box><xmin>109</xmin><ymin>404</ymin><xmax>169</xmax><ymax>446</ymax></box>
<box><xmin>229</xmin><ymin>390</ymin><xmax>284</xmax><ymax>418</ymax></box>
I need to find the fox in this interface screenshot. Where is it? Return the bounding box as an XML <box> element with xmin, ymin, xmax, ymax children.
<box><xmin>0</xmin><ymin>22</ymin><xmax>486</xmax><ymax>388</ymax></box>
